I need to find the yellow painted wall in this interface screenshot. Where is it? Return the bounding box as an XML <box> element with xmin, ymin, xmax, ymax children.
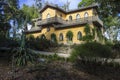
<box><xmin>28</xmin><ymin>24</ymin><xmax>94</xmax><ymax>44</ymax></box>
<box><xmin>66</xmin><ymin>9</ymin><xmax>93</xmax><ymax>20</ymax></box>
<box><xmin>54</xmin><ymin>26</ymin><xmax>85</xmax><ymax>44</ymax></box>
<box><xmin>41</xmin><ymin>7</ymin><xmax>94</xmax><ymax>20</ymax></box>
<box><xmin>42</xmin><ymin>8</ymin><xmax>56</xmax><ymax>19</ymax></box>
<box><xmin>55</xmin><ymin>10</ymin><xmax>66</xmax><ymax>20</ymax></box>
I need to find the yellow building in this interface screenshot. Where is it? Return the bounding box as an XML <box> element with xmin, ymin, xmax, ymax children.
<box><xmin>25</xmin><ymin>3</ymin><xmax>103</xmax><ymax>44</ymax></box>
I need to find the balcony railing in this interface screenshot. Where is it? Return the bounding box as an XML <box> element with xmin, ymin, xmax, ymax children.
<box><xmin>55</xmin><ymin>16</ymin><xmax>103</xmax><ymax>28</ymax></box>
<box><xmin>37</xmin><ymin>16</ymin><xmax>103</xmax><ymax>27</ymax></box>
<box><xmin>37</xmin><ymin>17</ymin><xmax>64</xmax><ymax>26</ymax></box>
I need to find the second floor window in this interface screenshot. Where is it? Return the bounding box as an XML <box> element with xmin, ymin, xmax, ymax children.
<box><xmin>76</xmin><ymin>14</ymin><xmax>80</xmax><ymax>20</ymax></box>
<box><xmin>60</xmin><ymin>14</ymin><xmax>62</xmax><ymax>18</ymax></box>
<box><xmin>47</xmin><ymin>13</ymin><xmax>50</xmax><ymax>19</ymax></box>
<box><xmin>69</xmin><ymin>15</ymin><xmax>72</xmax><ymax>21</ymax></box>
<box><xmin>84</xmin><ymin>12</ymin><xmax>89</xmax><ymax>18</ymax></box>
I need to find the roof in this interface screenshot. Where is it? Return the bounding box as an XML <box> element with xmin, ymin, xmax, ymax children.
<box><xmin>40</xmin><ymin>3</ymin><xmax>98</xmax><ymax>14</ymax></box>
<box><xmin>40</xmin><ymin>4</ymin><xmax>66</xmax><ymax>13</ymax></box>
<box><xmin>25</xmin><ymin>27</ymin><xmax>41</xmax><ymax>33</ymax></box>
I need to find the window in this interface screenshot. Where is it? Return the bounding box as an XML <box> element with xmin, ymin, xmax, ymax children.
<box><xmin>84</xmin><ymin>12</ymin><xmax>89</xmax><ymax>18</ymax></box>
<box><xmin>66</xmin><ymin>31</ymin><xmax>73</xmax><ymax>41</ymax></box>
<box><xmin>59</xmin><ymin>33</ymin><xmax>63</xmax><ymax>41</ymax></box>
<box><xmin>60</xmin><ymin>14</ymin><xmax>62</xmax><ymax>18</ymax></box>
<box><xmin>41</xmin><ymin>34</ymin><xmax>46</xmax><ymax>39</ymax></box>
<box><xmin>47</xmin><ymin>13</ymin><xmax>50</xmax><ymax>19</ymax></box>
<box><xmin>51</xmin><ymin>33</ymin><xmax>57</xmax><ymax>42</ymax></box>
<box><xmin>77</xmin><ymin>31</ymin><xmax>82</xmax><ymax>40</ymax></box>
<box><xmin>69</xmin><ymin>15</ymin><xmax>72</xmax><ymax>21</ymax></box>
<box><xmin>47</xmin><ymin>26</ymin><xmax>50</xmax><ymax>32</ymax></box>
<box><xmin>76</xmin><ymin>14</ymin><xmax>80</xmax><ymax>20</ymax></box>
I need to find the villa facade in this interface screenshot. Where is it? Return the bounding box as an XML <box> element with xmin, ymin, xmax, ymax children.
<box><xmin>25</xmin><ymin>3</ymin><xmax>103</xmax><ymax>44</ymax></box>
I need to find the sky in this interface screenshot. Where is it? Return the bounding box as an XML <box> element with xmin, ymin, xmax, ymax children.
<box><xmin>19</xmin><ymin>0</ymin><xmax>81</xmax><ymax>9</ymax></box>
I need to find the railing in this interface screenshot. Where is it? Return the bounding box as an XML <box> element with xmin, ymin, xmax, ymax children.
<box><xmin>37</xmin><ymin>17</ymin><xmax>65</xmax><ymax>26</ymax></box>
<box><xmin>37</xmin><ymin>16</ymin><xmax>103</xmax><ymax>27</ymax></box>
<box><xmin>56</xmin><ymin>16</ymin><xmax>103</xmax><ymax>28</ymax></box>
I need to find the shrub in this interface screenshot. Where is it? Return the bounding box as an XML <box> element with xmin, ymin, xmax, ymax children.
<box><xmin>112</xmin><ymin>42</ymin><xmax>120</xmax><ymax>58</ymax></box>
<box><xmin>26</xmin><ymin>35</ymin><xmax>58</xmax><ymax>51</ymax></box>
<box><xmin>11</xmin><ymin>34</ymin><xmax>39</xmax><ymax>66</ymax></box>
<box><xmin>70</xmin><ymin>42</ymin><xmax>113</xmax><ymax>62</ymax></box>
<box><xmin>112</xmin><ymin>42</ymin><xmax>120</xmax><ymax>51</ymax></box>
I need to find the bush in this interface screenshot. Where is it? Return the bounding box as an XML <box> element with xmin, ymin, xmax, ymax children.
<box><xmin>70</xmin><ymin>42</ymin><xmax>113</xmax><ymax>62</ymax></box>
<box><xmin>11</xmin><ymin>34</ymin><xmax>39</xmax><ymax>66</ymax></box>
<box><xmin>112</xmin><ymin>42</ymin><xmax>120</xmax><ymax>58</ymax></box>
<box><xmin>112</xmin><ymin>42</ymin><xmax>120</xmax><ymax>51</ymax></box>
<box><xmin>26</xmin><ymin>35</ymin><xmax>58</xmax><ymax>51</ymax></box>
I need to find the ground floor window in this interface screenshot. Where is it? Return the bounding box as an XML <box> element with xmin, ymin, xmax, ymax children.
<box><xmin>51</xmin><ymin>33</ymin><xmax>57</xmax><ymax>42</ymax></box>
<box><xmin>59</xmin><ymin>33</ymin><xmax>63</xmax><ymax>41</ymax></box>
<box><xmin>77</xmin><ymin>31</ymin><xmax>82</xmax><ymax>40</ymax></box>
<box><xmin>41</xmin><ymin>34</ymin><xmax>46</xmax><ymax>39</ymax></box>
<box><xmin>66</xmin><ymin>31</ymin><xmax>73</xmax><ymax>41</ymax></box>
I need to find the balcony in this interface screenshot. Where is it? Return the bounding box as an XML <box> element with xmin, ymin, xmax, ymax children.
<box><xmin>37</xmin><ymin>17</ymin><xmax>64</xmax><ymax>26</ymax></box>
<box><xmin>55</xmin><ymin>16</ymin><xmax>103</xmax><ymax>28</ymax></box>
<box><xmin>37</xmin><ymin>16</ymin><xmax>103</xmax><ymax>27</ymax></box>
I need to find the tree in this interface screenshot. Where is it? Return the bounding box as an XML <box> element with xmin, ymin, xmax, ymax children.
<box><xmin>105</xmin><ymin>16</ymin><xmax>120</xmax><ymax>41</ymax></box>
<box><xmin>6</xmin><ymin>0</ymin><xmax>21</xmax><ymax>38</ymax></box>
<box><xmin>34</xmin><ymin>0</ymin><xmax>42</xmax><ymax>9</ymax></box>
<box><xmin>0</xmin><ymin>1</ymin><xmax>11</xmax><ymax>37</ymax></box>
<box><xmin>96</xmin><ymin>0</ymin><xmax>120</xmax><ymax>17</ymax></box>
<box><xmin>62</xmin><ymin>0</ymin><xmax>70</xmax><ymax>11</ymax></box>
<box><xmin>78</xmin><ymin>0</ymin><xmax>95</xmax><ymax>7</ymax></box>
<box><xmin>21</xmin><ymin>4</ymin><xmax>39</xmax><ymax>22</ymax></box>
<box><xmin>78</xmin><ymin>0</ymin><xmax>120</xmax><ymax>18</ymax></box>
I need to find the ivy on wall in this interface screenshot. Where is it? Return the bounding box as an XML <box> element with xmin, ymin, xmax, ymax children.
<box><xmin>66</xmin><ymin>31</ymin><xmax>73</xmax><ymax>41</ymax></box>
<box><xmin>82</xmin><ymin>24</ymin><xmax>95</xmax><ymax>42</ymax></box>
<box><xmin>51</xmin><ymin>33</ymin><xmax>57</xmax><ymax>42</ymax></box>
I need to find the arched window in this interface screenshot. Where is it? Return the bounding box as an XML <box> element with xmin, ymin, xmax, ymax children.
<box><xmin>47</xmin><ymin>26</ymin><xmax>50</xmax><ymax>32</ymax></box>
<box><xmin>59</xmin><ymin>33</ymin><xmax>63</xmax><ymax>41</ymax></box>
<box><xmin>51</xmin><ymin>33</ymin><xmax>57</xmax><ymax>42</ymax></box>
<box><xmin>84</xmin><ymin>12</ymin><xmax>89</xmax><ymax>18</ymax></box>
<box><xmin>47</xmin><ymin>13</ymin><xmax>50</xmax><ymax>19</ymax></box>
<box><xmin>66</xmin><ymin>31</ymin><xmax>73</xmax><ymax>41</ymax></box>
<box><xmin>60</xmin><ymin>14</ymin><xmax>62</xmax><ymax>18</ymax></box>
<box><xmin>76</xmin><ymin>14</ymin><xmax>80</xmax><ymax>20</ymax></box>
<box><xmin>69</xmin><ymin>15</ymin><xmax>72</xmax><ymax>21</ymax></box>
<box><xmin>77</xmin><ymin>31</ymin><xmax>82</xmax><ymax>40</ymax></box>
<box><xmin>41</xmin><ymin>34</ymin><xmax>46</xmax><ymax>39</ymax></box>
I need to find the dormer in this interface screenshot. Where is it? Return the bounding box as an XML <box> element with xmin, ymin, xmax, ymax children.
<box><xmin>40</xmin><ymin>4</ymin><xmax>66</xmax><ymax>20</ymax></box>
<box><xmin>40</xmin><ymin>6</ymin><xmax>56</xmax><ymax>19</ymax></box>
